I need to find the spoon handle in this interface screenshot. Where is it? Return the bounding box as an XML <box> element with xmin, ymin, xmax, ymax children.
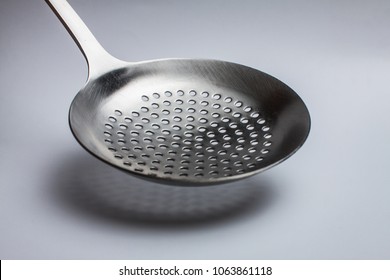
<box><xmin>45</xmin><ymin>0</ymin><xmax>125</xmax><ymax>79</ymax></box>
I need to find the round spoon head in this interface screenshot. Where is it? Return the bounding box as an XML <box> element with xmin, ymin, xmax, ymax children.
<box><xmin>69</xmin><ymin>59</ymin><xmax>310</xmax><ymax>186</ymax></box>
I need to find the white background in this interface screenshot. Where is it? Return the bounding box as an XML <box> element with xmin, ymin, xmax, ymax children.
<box><xmin>0</xmin><ymin>0</ymin><xmax>389</xmax><ymax>259</ymax></box>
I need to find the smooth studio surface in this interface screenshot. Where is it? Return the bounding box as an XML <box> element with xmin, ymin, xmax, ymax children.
<box><xmin>1</xmin><ymin>0</ymin><xmax>389</xmax><ymax>259</ymax></box>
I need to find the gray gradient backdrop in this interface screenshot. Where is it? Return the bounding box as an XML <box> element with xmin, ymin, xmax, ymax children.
<box><xmin>0</xmin><ymin>0</ymin><xmax>389</xmax><ymax>259</ymax></box>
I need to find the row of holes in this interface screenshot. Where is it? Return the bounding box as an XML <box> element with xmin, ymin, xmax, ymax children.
<box><xmin>105</xmin><ymin>124</ymin><xmax>271</xmax><ymax>139</ymax></box>
<box><xmin>117</xmin><ymin>161</ymin><xmax>261</xmax><ymax>177</ymax></box>
<box><xmin>108</xmin><ymin>142</ymin><xmax>270</xmax><ymax>154</ymax></box>
<box><xmin>108</xmin><ymin>110</ymin><xmax>263</xmax><ymax>123</ymax></box>
<box><xmin>112</xmin><ymin>152</ymin><xmax>266</xmax><ymax>162</ymax></box>
<box><xmin>141</xmin><ymin>90</ymin><xmax>247</xmax><ymax>104</ymax></box>
<box><xmin>118</xmin><ymin>160</ymin><xmax>260</xmax><ymax>168</ymax></box>
<box><xmin>106</xmin><ymin>120</ymin><xmax>268</xmax><ymax>132</ymax></box>
<box><xmin>105</xmin><ymin>134</ymin><xmax>271</xmax><ymax>146</ymax></box>
<box><xmin>104</xmin><ymin>131</ymin><xmax>271</xmax><ymax>142</ymax></box>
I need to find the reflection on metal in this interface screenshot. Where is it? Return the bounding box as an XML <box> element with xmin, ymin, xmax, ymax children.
<box><xmin>46</xmin><ymin>0</ymin><xmax>310</xmax><ymax>185</ymax></box>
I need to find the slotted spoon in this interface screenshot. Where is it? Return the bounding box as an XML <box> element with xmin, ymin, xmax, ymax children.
<box><xmin>45</xmin><ymin>0</ymin><xmax>310</xmax><ymax>185</ymax></box>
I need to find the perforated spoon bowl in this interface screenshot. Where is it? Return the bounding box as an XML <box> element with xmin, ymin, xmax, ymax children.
<box><xmin>46</xmin><ymin>0</ymin><xmax>310</xmax><ymax>185</ymax></box>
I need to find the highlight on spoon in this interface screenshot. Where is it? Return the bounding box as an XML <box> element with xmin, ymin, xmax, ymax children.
<box><xmin>45</xmin><ymin>0</ymin><xmax>311</xmax><ymax>185</ymax></box>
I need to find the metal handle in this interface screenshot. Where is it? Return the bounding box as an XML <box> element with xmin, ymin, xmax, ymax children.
<box><xmin>45</xmin><ymin>0</ymin><xmax>126</xmax><ymax>79</ymax></box>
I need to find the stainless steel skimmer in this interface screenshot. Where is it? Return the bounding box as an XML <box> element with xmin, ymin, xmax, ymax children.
<box><xmin>45</xmin><ymin>0</ymin><xmax>310</xmax><ymax>185</ymax></box>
